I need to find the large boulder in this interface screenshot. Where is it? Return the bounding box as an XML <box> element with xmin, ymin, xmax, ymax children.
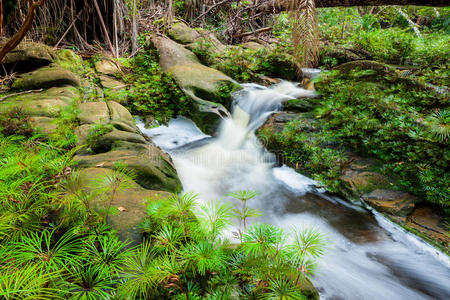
<box><xmin>73</xmin><ymin>143</ymin><xmax>180</xmax><ymax>192</ymax></box>
<box><xmin>1</xmin><ymin>42</ymin><xmax>54</xmax><ymax>71</ymax></box>
<box><xmin>12</xmin><ymin>63</ymin><xmax>80</xmax><ymax>90</ymax></box>
<box><xmin>152</xmin><ymin>36</ymin><xmax>239</xmax><ymax>130</ymax></box>
<box><xmin>107</xmin><ymin>101</ymin><xmax>136</xmax><ymax>129</ymax></box>
<box><xmin>95</xmin><ymin>58</ymin><xmax>121</xmax><ymax>76</ymax></box>
<box><xmin>362</xmin><ymin>189</ymin><xmax>416</xmax><ymax>217</ymax></box>
<box><xmin>80</xmin><ymin>167</ymin><xmax>171</xmax><ymax>244</ymax></box>
<box><xmin>168</xmin><ymin>22</ymin><xmax>201</xmax><ymax>44</ymax></box>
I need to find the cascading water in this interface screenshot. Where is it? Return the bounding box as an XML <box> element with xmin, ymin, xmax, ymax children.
<box><xmin>137</xmin><ymin>81</ymin><xmax>450</xmax><ymax>300</ymax></box>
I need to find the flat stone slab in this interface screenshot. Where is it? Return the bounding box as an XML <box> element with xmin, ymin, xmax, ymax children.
<box><xmin>362</xmin><ymin>189</ymin><xmax>416</xmax><ymax>217</ymax></box>
<box><xmin>80</xmin><ymin>167</ymin><xmax>171</xmax><ymax>244</ymax></box>
<box><xmin>78</xmin><ymin>102</ymin><xmax>109</xmax><ymax>124</ymax></box>
<box><xmin>74</xmin><ymin>144</ymin><xmax>180</xmax><ymax>192</ymax></box>
<box><xmin>12</xmin><ymin>64</ymin><xmax>80</xmax><ymax>90</ymax></box>
<box><xmin>29</xmin><ymin>116</ymin><xmax>58</xmax><ymax>135</ymax></box>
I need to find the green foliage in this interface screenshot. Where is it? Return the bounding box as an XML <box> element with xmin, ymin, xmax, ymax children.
<box><xmin>0</xmin><ymin>107</ymin><xmax>34</xmax><ymax>137</ymax></box>
<box><xmin>86</xmin><ymin>123</ymin><xmax>113</xmax><ymax>148</ymax></box>
<box><xmin>313</xmin><ymin>69</ymin><xmax>449</xmax><ymax>207</ymax></box>
<box><xmin>137</xmin><ymin>192</ymin><xmax>325</xmax><ymax>299</ymax></box>
<box><xmin>124</xmin><ymin>48</ymin><xmax>190</xmax><ymax>123</ymax></box>
<box><xmin>192</xmin><ymin>41</ymin><xmax>296</xmax><ymax>82</ymax></box>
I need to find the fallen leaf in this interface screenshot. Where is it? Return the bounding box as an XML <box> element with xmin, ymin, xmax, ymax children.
<box><xmin>95</xmin><ymin>162</ymin><xmax>105</xmax><ymax>167</ymax></box>
<box><xmin>118</xmin><ymin>206</ymin><xmax>127</xmax><ymax>212</ymax></box>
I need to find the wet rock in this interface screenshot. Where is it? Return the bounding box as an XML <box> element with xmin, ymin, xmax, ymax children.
<box><xmin>340</xmin><ymin>169</ymin><xmax>390</xmax><ymax>200</ymax></box>
<box><xmin>95</xmin><ymin>59</ymin><xmax>121</xmax><ymax>76</ymax></box>
<box><xmin>78</xmin><ymin>102</ymin><xmax>109</xmax><ymax>124</ymax></box>
<box><xmin>406</xmin><ymin>206</ymin><xmax>450</xmax><ymax>245</ymax></box>
<box><xmin>284</xmin><ymin>99</ymin><xmax>316</xmax><ymax>112</ymax></box>
<box><xmin>362</xmin><ymin>189</ymin><xmax>416</xmax><ymax>217</ymax></box>
<box><xmin>29</xmin><ymin>116</ymin><xmax>58</xmax><ymax>135</ymax></box>
<box><xmin>152</xmin><ymin>36</ymin><xmax>240</xmax><ymax>131</ymax></box>
<box><xmin>80</xmin><ymin>167</ymin><xmax>171</xmax><ymax>244</ymax></box>
<box><xmin>12</xmin><ymin>63</ymin><xmax>80</xmax><ymax>90</ymax></box>
<box><xmin>73</xmin><ymin>144</ymin><xmax>180</xmax><ymax>192</ymax></box>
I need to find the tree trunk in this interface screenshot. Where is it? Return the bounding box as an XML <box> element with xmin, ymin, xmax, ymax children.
<box><xmin>0</xmin><ymin>0</ymin><xmax>47</xmax><ymax>64</ymax></box>
<box><xmin>258</xmin><ymin>0</ymin><xmax>449</xmax><ymax>14</ymax></box>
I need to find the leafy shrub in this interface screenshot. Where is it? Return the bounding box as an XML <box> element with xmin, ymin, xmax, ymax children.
<box><xmin>0</xmin><ymin>107</ymin><xmax>33</xmax><ymax>137</ymax></box>
<box><xmin>314</xmin><ymin>69</ymin><xmax>449</xmax><ymax>207</ymax></box>
<box><xmin>124</xmin><ymin>49</ymin><xmax>190</xmax><ymax>123</ymax></box>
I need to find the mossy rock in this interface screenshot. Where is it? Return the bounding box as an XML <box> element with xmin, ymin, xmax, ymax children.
<box><xmin>12</xmin><ymin>63</ymin><xmax>80</xmax><ymax>90</ymax></box>
<box><xmin>0</xmin><ymin>41</ymin><xmax>55</xmax><ymax>65</ymax></box>
<box><xmin>78</xmin><ymin>102</ymin><xmax>109</xmax><ymax>125</ymax></box>
<box><xmin>80</xmin><ymin>167</ymin><xmax>171</xmax><ymax>244</ymax></box>
<box><xmin>55</xmin><ymin>49</ymin><xmax>85</xmax><ymax>76</ymax></box>
<box><xmin>90</xmin><ymin>128</ymin><xmax>146</xmax><ymax>153</ymax></box>
<box><xmin>2</xmin><ymin>86</ymin><xmax>79</xmax><ymax>117</ymax></box>
<box><xmin>73</xmin><ymin>144</ymin><xmax>181</xmax><ymax>192</ymax></box>
<box><xmin>95</xmin><ymin>58</ymin><xmax>121</xmax><ymax>76</ymax></box>
<box><xmin>29</xmin><ymin>116</ymin><xmax>58</xmax><ymax>135</ymax></box>
<box><xmin>362</xmin><ymin>189</ymin><xmax>416</xmax><ymax>217</ymax></box>
<box><xmin>284</xmin><ymin>99</ymin><xmax>316</xmax><ymax>112</ymax></box>
<box><xmin>168</xmin><ymin>22</ymin><xmax>201</xmax><ymax>44</ymax></box>
<box><xmin>107</xmin><ymin>101</ymin><xmax>135</xmax><ymax>129</ymax></box>
<box><xmin>340</xmin><ymin>169</ymin><xmax>391</xmax><ymax>200</ymax></box>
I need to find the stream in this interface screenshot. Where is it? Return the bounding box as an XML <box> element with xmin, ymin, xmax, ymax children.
<box><xmin>137</xmin><ymin>82</ymin><xmax>450</xmax><ymax>300</ymax></box>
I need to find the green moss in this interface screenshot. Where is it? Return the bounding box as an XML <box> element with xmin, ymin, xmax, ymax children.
<box><xmin>87</xmin><ymin>123</ymin><xmax>114</xmax><ymax>148</ymax></box>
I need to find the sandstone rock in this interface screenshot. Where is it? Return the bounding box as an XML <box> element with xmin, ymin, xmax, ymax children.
<box><xmin>12</xmin><ymin>64</ymin><xmax>80</xmax><ymax>90</ymax></box>
<box><xmin>78</xmin><ymin>102</ymin><xmax>109</xmax><ymax>124</ymax></box>
<box><xmin>95</xmin><ymin>59</ymin><xmax>121</xmax><ymax>76</ymax></box>
<box><xmin>241</xmin><ymin>41</ymin><xmax>265</xmax><ymax>50</ymax></box>
<box><xmin>74</xmin><ymin>144</ymin><xmax>180</xmax><ymax>192</ymax></box>
<box><xmin>80</xmin><ymin>167</ymin><xmax>171</xmax><ymax>244</ymax></box>
<box><xmin>406</xmin><ymin>206</ymin><xmax>450</xmax><ymax>245</ymax></box>
<box><xmin>3</xmin><ymin>86</ymin><xmax>79</xmax><ymax>117</ymax></box>
<box><xmin>168</xmin><ymin>22</ymin><xmax>201</xmax><ymax>44</ymax></box>
<box><xmin>29</xmin><ymin>116</ymin><xmax>58</xmax><ymax>135</ymax></box>
<box><xmin>340</xmin><ymin>169</ymin><xmax>390</xmax><ymax>199</ymax></box>
<box><xmin>2</xmin><ymin>42</ymin><xmax>54</xmax><ymax>66</ymax></box>
<box><xmin>99</xmin><ymin>75</ymin><xmax>126</xmax><ymax>89</ymax></box>
<box><xmin>110</xmin><ymin>120</ymin><xmax>137</xmax><ymax>133</ymax></box>
<box><xmin>107</xmin><ymin>101</ymin><xmax>135</xmax><ymax>128</ymax></box>
<box><xmin>152</xmin><ymin>36</ymin><xmax>240</xmax><ymax>131</ymax></box>
<box><xmin>152</xmin><ymin>36</ymin><xmax>199</xmax><ymax>70</ymax></box>
<box><xmin>55</xmin><ymin>49</ymin><xmax>85</xmax><ymax>75</ymax></box>
<box><xmin>91</xmin><ymin>128</ymin><xmax>146</xmax><ymax>153</ymax></box>
<box><xmin>74</xmin><ymin>124</ymin><xmax>93</xmax><ymax>155</ymax></box>
<box><xmin>362</xmin><ymin>189</ymin><xmax>416</xmax><ymax>217</ymax></box>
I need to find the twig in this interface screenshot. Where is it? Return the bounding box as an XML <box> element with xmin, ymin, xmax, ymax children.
<box><xmin>0</xmin><ymin>89</ymin><xmax>43</xmax><ymax>102</ymax></box>
<box><xmin>232</xmin><ymin>27</ymin><xmax>272</xmax><ymax>38</ymax></box>
<box><xmin>53</xmin><ymin>10</ymin><xmax>82</xmax><ymax>49</ymax></box>
<box><xmin>193</xmin><ymin>0</ymin><xmax>231</xmax><ymax>23</ymax></box>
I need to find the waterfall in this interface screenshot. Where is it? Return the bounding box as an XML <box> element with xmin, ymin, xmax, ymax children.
<box><xmin>137</xmin><ymin>81</ymin><xmax>450</xmax><ymax>300</ymax></box>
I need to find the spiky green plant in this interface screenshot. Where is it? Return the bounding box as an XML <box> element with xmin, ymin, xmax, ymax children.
<box><xmin>263</xmin><ymin>276</ymin><xmax>306</xmax><ymax>300</ymax></box>
<box><xmin>228</xmin><ymin>190</ymin><xmax>261</xmax><ymax>241</ymax></box>
<box><xmin>93</xmin><ymin>168</ymin><xmax>136</xmax><ymax>222</ymax></box>
<box><xmin>197</xmin><ymin>200</ymin><xmax>234</xmax><ymax>242</ymax></box>
<box><xmin>64</xmin><ymin>264</ymin><xmax>114</xmax><ymax>300</ymax></box>
<box><xmin>85</xmin><ymin>234</ymin><xmax>131</xmax><ymax>275</ymax></box>
<box><xmin>0</xmin><ymin>264</ymin><xmax>60</xmax><ymax>300</ymax></box>
<box><xmin>425</xmin><ymin>109</ymin><xmax>449</xmax><ymax>142</ymax></box>
<box><xmin>152</xmin><ymin>224</ymin><xmax>184</xmax><ymax>254</ymax></box>
<box><xmin>240</xmin><ymin>223</ymin><xmax>284</xmax><ymax>258</ymax></box>
<box><xmin>179</xmin><ymin>240</ymin><xmax>226</xmax><ymax>277</ymax></box>
<box><xmin>10</xmin><ymin>229</ymin><xmax>83</xmax><ymax>274</ymax></box>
